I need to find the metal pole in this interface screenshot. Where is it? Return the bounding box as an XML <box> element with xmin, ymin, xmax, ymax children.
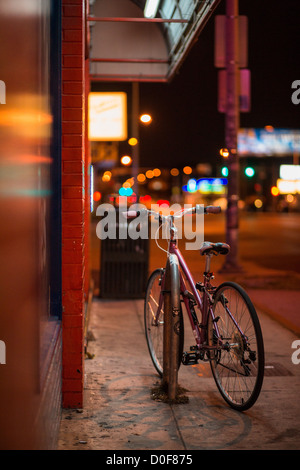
<box><xmin>90</xmin><ymin>58</ymin><xmax>169</xmax><ymax>64</ymax></box>
<box><xmin>90</xmin><ymin>75</ymin><xmax>167</xmax><ymax>83</ymax></box>
<box><xmin>162</xmin><ymin>255</ymin><xmax>180</xmax><ymax>401</ymax></box>
<box><xmin>87</xmin><ymin>17</ymin><xmax>189</xmax><ymax>23</ymax></box>
<box><xmin>162</xmin><ymin>259</ymin><xmax>171</xmax><ymax>390</ymax></box>
<box><xmin>168</xmin><ymin>254</ymin><xmax>180</xmax><ymax>401</ymax></box>
<box><xmin>131</xmin><ymin>82</ymin><xmax>139</xmax><ymax>198</ymax></box>
<box><xmin>221</xmin><ymin>0</ymin><xmax>243</xmax><ymax>272</ymax></box>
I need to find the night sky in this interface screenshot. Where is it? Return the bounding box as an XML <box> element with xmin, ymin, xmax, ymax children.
<box><xmin>137</xmin><ymin>0</ymin><xmax>300</xmax><ymax>170</ymax></box>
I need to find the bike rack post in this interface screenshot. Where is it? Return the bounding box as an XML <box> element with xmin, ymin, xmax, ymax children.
<box><xmin>162</xmin><ymin>260</ymin><xmax>171</xmax><ymax>388</ymax></box>
<box><xmin>162</xmin><ymin>257</ymin><xmax>179</xmax><ymax>401</ymax></box>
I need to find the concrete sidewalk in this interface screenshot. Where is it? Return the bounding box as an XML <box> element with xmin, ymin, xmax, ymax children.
<box><xmin>58</xmin><ymin>263</ymin><xmax>300</xmax><ymax>451</ymax></box>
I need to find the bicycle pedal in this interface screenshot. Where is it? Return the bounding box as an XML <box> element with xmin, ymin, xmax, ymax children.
<box><xmin>182</xmin><ymin>351</ymin><xmax>199</xmax><ymax>365</ymax></box>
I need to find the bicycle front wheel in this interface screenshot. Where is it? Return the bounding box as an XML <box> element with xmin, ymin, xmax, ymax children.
<box><xmin>144</xmin><ymin>267</ymin><xmax>184</xmax><ymax>377</ymax></box>
<box><xmin>144</xmin><ymin>269</ymin><xmax>165</xmax><ymax>376</ymax></box>
<box><xmin>208</xmin><ymin>282</ymin><xmax>264</xmax><ymax>411</ymax></box>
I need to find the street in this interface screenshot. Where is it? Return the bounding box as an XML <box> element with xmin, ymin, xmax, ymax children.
<box><xmin>145</xmin><ymin>211</ymin><xmax>300</xmax><ymax>285</ymax></box>
<box><xmin>230</xmin><ymin>212</ymin><xmax>300</xmax><ymax>274</ymax></box>
<box><xmin>91</xmin><ymin>210</ymin><xmax>300</xmax><ymax>294</ymax></box>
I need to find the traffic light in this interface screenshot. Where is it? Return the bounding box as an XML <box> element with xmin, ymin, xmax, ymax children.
<box><xmin>221</xmin><ymin>166</ymin><xmax>228</xmax><ymax>177</ymax></box>
<box><xmin>245</xmin><ymin>166</ymin><xmax>255</xmax><ymax>177</ymax></box>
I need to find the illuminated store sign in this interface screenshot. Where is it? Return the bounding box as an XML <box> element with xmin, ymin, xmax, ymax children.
<box><xmin>280</xmin><ymin>165</ymin><xmax>300</xmax><ymax>180</ymax></box>
<box><xmin>183</xmin><ymin>178</ymin><xmax>227</xmax><ymax>194</ymax></box>
<box><xmin>88</xmin><ymin>92</ymin><xmax>127</xmax><ymax>141</ymax></box>
<box><xmin>238</xmin><ymin>128</ymin><xmax>300</xmax><ymax>156</ymax></box>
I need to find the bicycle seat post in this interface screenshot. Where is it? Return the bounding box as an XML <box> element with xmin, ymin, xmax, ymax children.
<box><xmin>204</xmin><ymin>253</ymin><xmax>213</xmax><ymax>275</ymax></box>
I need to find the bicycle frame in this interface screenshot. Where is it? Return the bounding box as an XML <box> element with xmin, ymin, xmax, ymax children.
<box><xmin>169</xmin><ymin>238</ymin><xmax>215</xmax><ymax>348</ymax></box>
<box><xmin>154</xmin><ymin>217</ymin><xmax>247</xmax><ymax>355</ymax></box>
<box><xmin>143</xmin><ymin>206</ymin><xmax>264</xmax><ymax>410</ymax></box>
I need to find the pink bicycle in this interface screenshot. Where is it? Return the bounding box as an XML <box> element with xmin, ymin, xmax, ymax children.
<box><xmin>126</xmin><ymin>204</ymin><xmax>264</xmax><ymax>411</ymax></box>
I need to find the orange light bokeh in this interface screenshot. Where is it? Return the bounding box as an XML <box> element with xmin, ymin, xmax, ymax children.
<box><xmin>93</xmin><ymin>191</ymin><xmax>101</xmax><ymax>201</ymax></box>
<box><xmin>271</xmin><ymin>186</ymin><xmax>279</xmax><ymax>196</ymax></box>
<box><xmin>183</xmin><ymin>166</ymin><xmax>192</xmax><ymax>175</ymax></box>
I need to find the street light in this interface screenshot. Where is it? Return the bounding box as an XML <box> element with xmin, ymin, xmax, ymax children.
<box><xmin>140</xmin><ymin>113</ymin><xmax>152</xmax><ymax>124</ymax></box>
<box><xmin>121</xmin><ymin>155</ymin><xmax>132</xmax><ymax>166</ymax></box>
<box><xmin>128</xmin><ymin>137</ymin><xmax>138</xmax><ymax>146</ymax></box>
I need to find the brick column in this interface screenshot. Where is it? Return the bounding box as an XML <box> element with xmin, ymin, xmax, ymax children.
<box><xmin>61</xmin><ymin>0</ymin><xmax>86</xmax><ymax>409</ymax></box>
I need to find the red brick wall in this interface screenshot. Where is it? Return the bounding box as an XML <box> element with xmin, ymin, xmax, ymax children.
<box><xmin>84</xmin><ymin>56</ymin><xmax>91</xmax><ymax>299</ymax></box>
<box><xmin>61</xmin><ymin>0</ymin><xmax>87</xmax><ymax>409</ymax></box>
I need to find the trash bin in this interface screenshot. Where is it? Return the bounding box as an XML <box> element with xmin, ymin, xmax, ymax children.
<box><xmin>99</xmin><ymin>207</ymin><xmax>149</xmax><ymax>299</ymax></box>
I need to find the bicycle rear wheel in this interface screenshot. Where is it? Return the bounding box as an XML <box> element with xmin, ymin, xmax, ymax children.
<box><xmin>208</xmin><ymin>281</ymin><xmax>264</xmax><ymax>411</ymax></box>
<box><xmin>144</xmin><ymin>267</ymin><xmax>184</xmax><ymax>377</ymax></box>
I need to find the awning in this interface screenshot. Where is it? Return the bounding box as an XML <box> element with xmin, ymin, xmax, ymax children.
<box><xmin>88</xmin><ymin>0</ymin><xmax>220</xmax><ymax>82</ymax></box>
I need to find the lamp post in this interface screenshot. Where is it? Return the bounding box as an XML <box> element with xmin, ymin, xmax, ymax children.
<box><xmin>130</xmin><ymin>82</ymin><xmax>153</xmax><ymax>198</ymax></box>
<box><xmin>131</xmin><ymin>82</ymin><xmax>140</xmax><ymax>198</ymax></box>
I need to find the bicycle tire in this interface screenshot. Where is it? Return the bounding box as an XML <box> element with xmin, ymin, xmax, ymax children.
<box><xmin>169</xmin><ymin>254</ymin><xmax>181</xmax><ymax>317</ymax></box>
<box><xmin>144</xmin><ymin>267</ymin><xmax>184</xmax><ymax>377</ymax></box>
<box><xmin>208</xmin><ymin>281</ymin><xmax>264</xmax><ymax>411</ymax></box>
<box><xmin>169</xmin><ymin>254</ymin><xmax>184</xmax><ymax>375</ymax></box>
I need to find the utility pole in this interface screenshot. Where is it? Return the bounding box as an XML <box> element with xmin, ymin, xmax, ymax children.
<box><xmin>131</xmin><ymin>81</ymin><xmax>139</xmax><ymax>198</ymax></box>
<box><xmin>221</xmin><ymin>0</ymin><xmax>243</xmax><ymax>272</ymax></box>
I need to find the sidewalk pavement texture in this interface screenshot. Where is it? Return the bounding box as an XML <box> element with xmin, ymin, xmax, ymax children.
<box><xmin>58</xmin><ymin>261</ymin><xmax>300</xmax><ymax>451</ymax></box>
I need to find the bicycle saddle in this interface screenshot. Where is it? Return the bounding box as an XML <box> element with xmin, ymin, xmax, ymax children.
<box><xmin>200</xmin><ymin>241</ymin><xmax>230</xmax><ymax>256</ymax></box>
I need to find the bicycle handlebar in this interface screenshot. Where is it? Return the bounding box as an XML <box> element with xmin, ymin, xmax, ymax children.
<box><xmin>121</xmin><ymin>205</ymin><xmax>221</xmax><ymax>219</ymax></box>
<box><xmin>123</xmin><ymin>210</ymin><xmax>140</xmax><ymax>219</ymax></box>
<box><xmin>204</xmin><ymin>205</ymin><xmax>221</xmax><ymax>214</ymax></box>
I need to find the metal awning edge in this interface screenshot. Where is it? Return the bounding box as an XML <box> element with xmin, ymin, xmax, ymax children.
<box><xmin>166</xmin><ymin>0</ymin><xmax>221</xmax><ymax>82</ymax></box>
